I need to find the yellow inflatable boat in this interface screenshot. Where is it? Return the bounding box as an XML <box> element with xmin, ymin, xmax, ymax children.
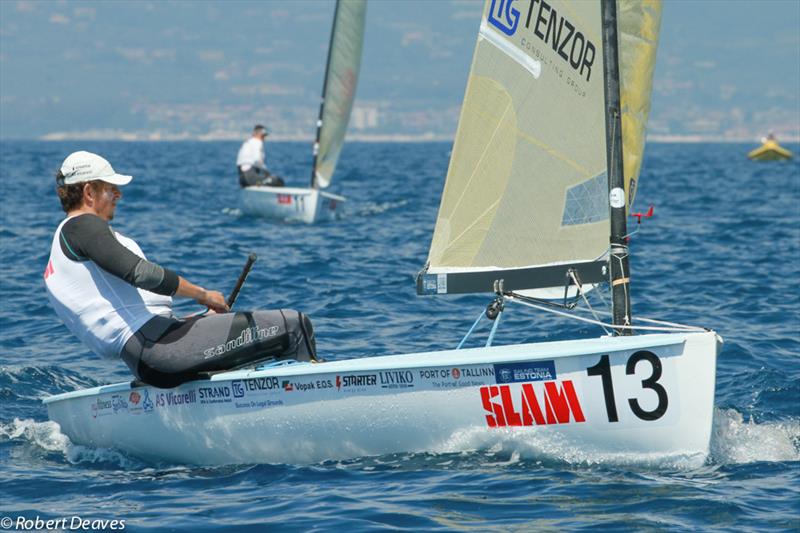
<box><xmin>748</xmin><ymin>135</ymin><xmax>794</xmax><ymax>161</ymax></box>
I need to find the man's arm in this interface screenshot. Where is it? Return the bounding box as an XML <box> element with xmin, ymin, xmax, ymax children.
<box><xmin>61</xmin><ymin>214</ymin><xmax>229</xmax><ymax>312</ymax></box>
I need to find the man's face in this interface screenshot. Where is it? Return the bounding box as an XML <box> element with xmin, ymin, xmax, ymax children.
<box><xmin>91</xmin><ymin>181</ymin><xmax>122</xmax><ymax>221</ymax></box>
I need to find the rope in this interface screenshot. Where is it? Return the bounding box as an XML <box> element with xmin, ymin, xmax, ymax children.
<box><xmin>485</xmin><ymin>311</ymin><xmax>502</xmax><ymax>347</ymax></box>
<box><xmin>456</xmin><ymin>310</ymin><xmax>486</xmax><ymax>350</ymax></box>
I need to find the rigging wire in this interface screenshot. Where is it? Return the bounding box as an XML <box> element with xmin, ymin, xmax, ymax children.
<box><xmin>568</xmin><ymin>270</ymin><xmax>612</xmax><ymax>336</ymax></box>
<box><xmin>506</xmin><ymin>294</ymin><xmax>705</xmax><ymax>333</ymax></box>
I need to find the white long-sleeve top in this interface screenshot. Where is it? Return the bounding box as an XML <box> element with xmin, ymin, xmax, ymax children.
<box><xmin>236</xmin><ymin>137</ymin><xmax>266</xmax><ymax>171</ymax></box>
<box><xmin>44</xmin><ymin>216</ymin><xmax>173</xmax><ymax>359</ymax></box>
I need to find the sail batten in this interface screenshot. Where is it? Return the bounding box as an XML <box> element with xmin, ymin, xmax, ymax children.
<box><xmin>312</xmin><ymin>0</ymin><xmax>367</xmax><ymax>189</ymax></box>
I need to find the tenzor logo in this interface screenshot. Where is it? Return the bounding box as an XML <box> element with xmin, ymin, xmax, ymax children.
<box><xmin>488</xmin><ymin>0</ymin><xmax>521</xmax><ymax>36</ymax></box>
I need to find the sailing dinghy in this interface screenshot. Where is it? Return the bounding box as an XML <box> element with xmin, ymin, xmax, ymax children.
<box><xmin>240</xmin><ymin>0</ymin><xmax>366</xmax><ymax>223</ymax></box>
<box><xmin>45</xmin><ymin>0</ymin><xmax>721</xmax><ymax>466</ymax></box>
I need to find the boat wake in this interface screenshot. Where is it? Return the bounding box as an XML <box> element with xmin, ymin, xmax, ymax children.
<box><xmin>3</xmin><ymin>408</ymin><xmax>797</xmax><ymax>471</ymax></box>
<box><xmin>221</xmin><ymin>207</ymin><xmax>243</xmax><ymax>217</ymax></box>
<box><xmin>436</xmin><ymin>428</ymin><xmax>711</xmax><ymax>470</ymax></box>
<box><xmin>0</xmin><ymin>418</ymin><xmax>144</xmax><ymax>470</ymax></box>
<box><xmin>710</xmin><ymin>408</ymin><xmax>800</xmax><ymax>464</ymax></box>
<box><xmin>436</xmin><ymin>408</ymin><xmax>799</xmax><ymax>469</ymax></box>
<box><xmin>356</xmin><ymin>199</ymin><xmax>409</xmax><ymax>217</ymax></box>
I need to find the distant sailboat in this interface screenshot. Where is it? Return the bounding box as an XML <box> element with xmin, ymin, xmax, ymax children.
<box><xmin>240</xmin><ymin>0</ymin><xmax>367</xmax><ymax>223</ymax></box>
<box><xmin>45</xmin><ymin>0</ymin><xmax>721</xmax><ymax>466</ymax></box>
<box><xmin>748</xmin><ymin>133</ymin><xmax>793</xmax><ymax>161</ymax></box>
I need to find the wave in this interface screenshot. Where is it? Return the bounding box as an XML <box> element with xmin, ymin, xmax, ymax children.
<box><xmin>710</xmin><ymin>408</ymin><xmax>800</xmax><ymax>464</ymax></box>
<box><xmin>429</xmin><ymin>407</ymin><xmax>800</xmax><ymax>470</ymax></box>
<box><xmin>2</xmin><ymin>405</ymin><xmax>797</xmax><ymax>472</ymax></box>
<box><xmin>355</xmin><ymin>199</ymin><xmax>410</xmax><ymax>217</ymax></box>
<box><xmin>0</xmin><ymin>418</ymin><xmax>144</xmax><ymax>470</ymax></box>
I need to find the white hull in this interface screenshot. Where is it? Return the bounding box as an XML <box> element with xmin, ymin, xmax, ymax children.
<box><xmin>45</xmin><ymin>331</ymin><xmax>719</xmax><ymax>466</ymax></box>
<box><xmin>239</xmin><ymin>186</ymin><xmax>344</xmax><ymax>223</ymax></box>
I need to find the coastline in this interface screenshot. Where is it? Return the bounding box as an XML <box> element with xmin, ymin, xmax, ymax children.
<box><xmin>3</xmin><ymin>132</ymin><xmax>798</xmax><ymax>143</ymax></box>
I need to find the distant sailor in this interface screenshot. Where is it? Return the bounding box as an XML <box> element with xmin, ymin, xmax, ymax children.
<box><xmin>236</xmin><ymin>124</ymin><xmax>285</xmax><ymax>187</ymax></box>
<box><xmin>44</xmin><ymin>151</ymin><xmax>315</xmax><ymax>388</ymax></box>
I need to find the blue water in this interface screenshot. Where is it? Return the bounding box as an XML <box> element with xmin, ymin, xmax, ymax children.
<box><xmin>1</xmin><ymin>141</ymin><xmax>798</xmax><ymax>531</ymax></box>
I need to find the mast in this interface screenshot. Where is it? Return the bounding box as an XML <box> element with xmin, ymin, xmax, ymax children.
<box><xmin>310</xmin><ymin>0</ymin><xmax>341</xmax><ymax>189</ymax></box>
<box><xmin>601</xmin><ymin>0</ymin><xmax>633</xmax><ymax>335</ymax></box>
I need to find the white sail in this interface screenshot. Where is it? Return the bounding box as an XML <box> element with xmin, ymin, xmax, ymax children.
<box><xmin>313</xmin><ymin>0</ymin><xmax>367</xmax><ymax>189</ymax></box>
<box><xmin>420</xmin><ymin>0</ymin><xmax>661</xmax><ymax>295</ymax></box>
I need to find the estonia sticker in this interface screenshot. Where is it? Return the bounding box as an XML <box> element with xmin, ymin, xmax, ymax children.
<box><xmin>494</xmin><ymin>361</ymin><xmax>556</xmax><ymax>384</ymax></box>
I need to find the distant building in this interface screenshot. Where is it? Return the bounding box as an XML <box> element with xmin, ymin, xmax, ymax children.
<box><xmin>352</xmin><ymin>106</ymin><xmax>379</xmax><ymax>130</ymax></box>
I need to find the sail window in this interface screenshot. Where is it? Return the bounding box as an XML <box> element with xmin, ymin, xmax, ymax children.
<box><xmin>561</xmin><ymin>172</ymin><xmax>608</xmax><ymax>226</ymax></box>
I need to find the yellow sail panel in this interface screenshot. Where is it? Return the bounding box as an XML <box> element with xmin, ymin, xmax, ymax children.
<box><xmin>315</xmin><ymin>0</ymin><xmax>367</xmax><ymax>189</ymax></box>
<box><xmin>427</xmin><ymin>0</ymin><xmax>608</xmax><ymax>275</ymax></box>
<box><xmin>617</xmin><ymin>0</ymin><xmax>662</xmax><ymax>211</ymax></box>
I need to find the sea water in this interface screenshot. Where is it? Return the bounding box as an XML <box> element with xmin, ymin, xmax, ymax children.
<box><xmin>1</xmin><ymin>141</ymin><xmax>798</xmax><ymax>530</ymax></box>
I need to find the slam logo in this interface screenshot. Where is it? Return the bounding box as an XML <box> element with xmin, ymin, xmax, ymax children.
<box><xmin>488</xmin><ymin>0</ymin><xmax>520</xmax><ymax>36</ymax></box>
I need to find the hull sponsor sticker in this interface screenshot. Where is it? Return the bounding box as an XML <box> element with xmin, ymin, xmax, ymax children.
<box><xmin>141</xmin><ymin>389</ymin><xmax>154</xmax><ymax>412</ymax></box>
<box><xmin>230</xmin><ymin>378</ymin><xmax>282</xmax><ymax>398</ymax></box>
<box><xmin>156</xmin><ymin>389</ymin><xmax>197</xmax><ymax>408</ymax></box>
<box><xmin>378</xmin><ymin>370</ymin><xmax>415</xmax><ymax>390</ymax></box>
<box><xmin>417</xmin><ymin>365</ymin><xmax>495</xmax><ymax>389</ymax></box>
<box><xmin>280</xmin><ymin>378</ymin><xmax>335</xmax><ymax>393</ymax></box>
<box><xmin>234</xmin><ymin>399</ymin><xmax>284</xmax><ymax>410</ymax></box>
<box><xmin>335</xmin><ymin>374</ymin><xmax>378</xmax><ymax>392</ymax></box>
<box><xmin>110</xmin><ymin>394</ymin><xmax>128</xmax><ymax>415</ymax></box>
<box><xmin>90</xmin><ymin>397</ymin><xmax>114</xmax><ymax>419</ymax></box>
<box><xmin>198</xmin><ymin>385</ymin><xmax>234</xmax><ymax>405</ymax></box>
<box><xmin>481</xmin><ymin>381</ymin><xmax>585</xmax><ymax>427</ymax></box>
<box><xmin>127</xmin><ymin>389</ymin><xmax>154</xmax><ymax>415</ymax></box>
<box><xmin>494</xmin><ymin>361</ymin><xmax>556</xmax><ymax>384</ymax></box>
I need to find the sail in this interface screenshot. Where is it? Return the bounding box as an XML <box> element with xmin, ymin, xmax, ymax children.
<box><xmin>312</xmin><ymin>0</ymin><xmax>367</xmax><ymax>189</ymax></box>
<box><xmin>617</xmin><ymin>0</ymin><xmax>661</xmax><ymax>210</ymax></box>
<box><xmin>419</xmin><ymin>0</ymin><xmax>610</xmax><ymax>295</ymax></box>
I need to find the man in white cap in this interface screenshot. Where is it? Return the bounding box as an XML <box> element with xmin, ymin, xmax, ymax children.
<box><xmin>45</xmin><ymin>151</ymin><xmax>316</xmax><ymax>388</ymax></box>
<box><xmin>236</xmin><ymin>124</ymin><xmax>285</xmax><ymax>187</ymax></box>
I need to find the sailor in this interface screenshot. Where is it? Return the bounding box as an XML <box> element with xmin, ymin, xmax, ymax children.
<box><xmin>236</xmin><ymin>124</ymin><xmax>285</xmax><ymax>187</ymax></box>
<box><xmin>44</xmin><ymin>151</ymin><xmax>316</xmax><ymax>388</ymax></box>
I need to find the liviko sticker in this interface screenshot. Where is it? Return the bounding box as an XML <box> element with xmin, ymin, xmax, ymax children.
<box><xmin>609</xmin><ymin>187</ymin><xmax>625</xmax><ymax>209</ymax></box>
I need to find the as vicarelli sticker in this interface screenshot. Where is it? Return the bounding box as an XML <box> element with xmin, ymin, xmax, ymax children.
<box><xmin>494</xmin><ymin>361</ymin><xmax>556</xmax><ymax>384</ymax></box>
<box><xmin>481</xmin><ymin>381</ymin><xmax>585</xmax><ymax>427</ymax></box>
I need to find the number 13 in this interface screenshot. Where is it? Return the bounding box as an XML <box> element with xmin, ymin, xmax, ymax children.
<box><xmin>586</xmin><ymin>350</ymin><xmax>669</xmax><ymax>422</ymax></box>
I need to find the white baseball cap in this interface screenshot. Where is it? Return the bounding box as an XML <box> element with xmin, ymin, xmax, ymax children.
<box><xmin>59</xmin><ymin>151</ymin><xmax>133</xmax><ymax>186</ymax></box>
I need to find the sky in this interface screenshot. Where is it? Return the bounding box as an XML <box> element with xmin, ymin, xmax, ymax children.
<box><xmin>0</xmin><ymin>0</ymin><xmax>798</xmax><ymax>142</ymax></box>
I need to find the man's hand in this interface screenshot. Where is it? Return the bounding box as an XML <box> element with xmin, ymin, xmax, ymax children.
<box><xmin>197</xmin><ymin>289</ymin><xmax>229</xmax><ymax>314</ymax></box>
<box><xmin>176</xmin><ymin>276</ymin><xmax>230</xmax><ymax>314</ymax></box>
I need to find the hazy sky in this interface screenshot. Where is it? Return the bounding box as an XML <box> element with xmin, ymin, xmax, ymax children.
<box><xmin>1</xmin><ymin>0</ymin><xmax>798</xmax><ymax>141</ymax></box>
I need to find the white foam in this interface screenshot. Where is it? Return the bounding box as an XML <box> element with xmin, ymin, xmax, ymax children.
<box><xmin>437</xmin><ymin>426</ymin><xmax>707</xmax><ymax>469</ymax></box>
<box><xmin>435</xmin><ymin>408</ymin><xmax>800</xmax><ymax>469</ymax></box>
<box><xmin>357</xmin><ymin>200</ymin><xmax>409</xmax><ymax>216</ymax></box>
<box><xmin>0</xmin><ymin>418</ymin><xmax>69</xmax><ymax>452</ymax></box>
<box><xmin>710</xmin><ymin>408</ymin><xmax>800</xmax><ymax>464</ymax></box>
<box><xmin>6</xmin><ymin>407</ymin><xmax>796</xmax><ymax>470</ymax></box>
<box><xmin>1</xmin><ymin>418</ymin><xmax>141</xmax><ymax>469</ymax></box>
<box><xmin>222</xmin><ymin>207</ymin><xmax>242</xmax><ymax>217</ymax></box>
